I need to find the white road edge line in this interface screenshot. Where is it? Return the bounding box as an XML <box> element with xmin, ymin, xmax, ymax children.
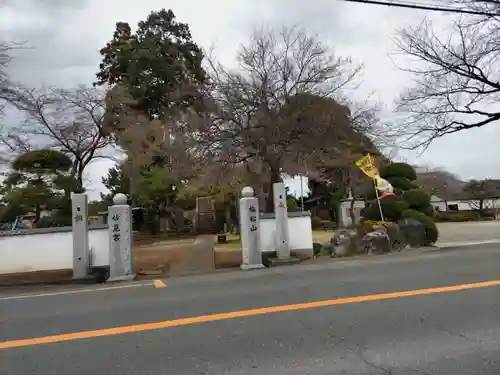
<box><xmin>0</xmin><ymin>283</ymin><xmax>151</xmax><ymax>301</ymax></box>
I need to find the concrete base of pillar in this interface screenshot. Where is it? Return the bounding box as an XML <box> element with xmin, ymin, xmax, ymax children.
<box><xmin>106</xmin><ymin>274</ymin><xmax>136</xmax><ymax>283</ymax></box>
<box><xmin>269</xmin><ymin>257</ymin><xmax>301</xmax><ymax>267</ymax></box>
<box><xmin>240</xmin><ymin>263</ymin><xmax>266</xmax><ymax>271</ymax></box>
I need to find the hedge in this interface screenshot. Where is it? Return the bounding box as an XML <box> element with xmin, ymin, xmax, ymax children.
<box><xmin>435</xmin><ymin>211</ymin><xmax>480</xmax><ymax>222</ymax></box>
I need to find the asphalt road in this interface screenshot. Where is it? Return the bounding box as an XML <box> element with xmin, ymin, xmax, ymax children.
<box><xmin>1</xmin><ymin>245</ymin><xmax>500</xmax><ymax>374</ymax></box>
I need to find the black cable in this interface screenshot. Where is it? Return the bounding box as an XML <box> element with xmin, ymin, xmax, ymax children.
<box><xmin>338</xmin><ymin>0</ymin><xmax>500</xmax><ymax>16</ymax></box>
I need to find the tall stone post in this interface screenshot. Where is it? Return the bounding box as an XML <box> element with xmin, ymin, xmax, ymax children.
<box><xmin>72</xmin><ymin>193</ymin><xmax>90</xmax><ymax>279</ymax></box>
<box><xmin>107</xmin><ymin>193</ymin><xmax>135</xmax><ymax>282</ymax></box>
<box><xmin>273</xmin><ymin>182</ymin><xmax>291</xmax><ymax>259</ymax></box>
<box><xmin>240</xmin><ymin>187</ymin><xmax>265</xmax><ymax>270</ymax></box>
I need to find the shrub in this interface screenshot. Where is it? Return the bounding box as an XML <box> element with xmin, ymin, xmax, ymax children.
<box><xmin>403</xmin><ymin>188</ymin><xmax>431</xmax><ymax>208</ymax></box>
<box><xmin>37</xmin><ymin>214</ymin><xmax>72</xmax><ymax>228</ymax></box>
<box><xmin>362</xmin><ymin>196</ymin><xmax>409</xmax><ymax>221</ymax></box>
<box><xmin>402</xmin><ymin>209</ymin><xmax>439</xmax><ymax>245</ymax></box>
<box><xmin>435</xmin><ymin>211</ymin><xmax>480</xmax><ymax>222</ymax></box>
<box><xmin>477</xmin><ymin>209</ymin><xmax>497</xmax><ymax>220</ymax></box>
<box><xmin>380</xmin><ymin>162</ymin><xmax>417</xmax><ymax>181</ymax></box>
<box><xmin>311</xmin><ymin>216</ymin><xmax>322</xmax><ymax>229</ymax></box>
<box><xmin>313</xmin><ymin>242</ymin><xmax>323</xmax><ymax>256</ymax></box>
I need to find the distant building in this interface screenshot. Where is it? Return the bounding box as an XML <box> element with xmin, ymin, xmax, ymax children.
<box><xmin>430</xmin><ymin>195</ymin><xmax>500</xmax><ymax>212</ymax></box>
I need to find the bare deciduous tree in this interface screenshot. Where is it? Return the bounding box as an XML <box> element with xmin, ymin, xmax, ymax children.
<box><xmin>0</xmin><ymin>41</ymin><xmax>15</xmax><ymax>138</ymax></box>
<box><xmin>394</xmin><ymin>4</ymin><xmax>500</xmax><ymax>148</ymax></box>
<box><xmin>0</xmin><ymin>86</ymin><xmax>112</xmax><ymax>189</ymax></box>
<box><xmin>0</xmin><ymin>42</ymin><xmax>10</xmax><ymax>98</ymax></box>
<box><xmin>192</xmin><ymin>26</ymin><xmax>367</xmax><ymax>211</ymax></box>
<box><xmin>415</xmin><ymin>165</ymin><xmax>465</xmax><ymax>202</ymax></box>
<box><xmin>462</xmin><ymin>178</ymin><xmax>500</xmax><ymax>212</ymax></box>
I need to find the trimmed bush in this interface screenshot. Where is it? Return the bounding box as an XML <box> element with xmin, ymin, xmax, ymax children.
<box><xmin>362</xmin><ymin>162</ymin><xmax>439</xmax><ymax>244</ymax></box>
<box><xmin>435</xmin><ymin>211</ymin><xmax>480</xmax><ymax>222</ymax></box>
<box><xmin>403</xmin><ymin>188</ymin><xmax>431</xmax><ymax>208</ymax></box>
<box><xmin>311</xmin><ymin>216</ymin><xmax>322</xmax><ymax>229</ymax></box>
<box><xmin>362</xmin><ymin>196</ymin><xmax>409</xmax><ymax>222</ymax></box>
<box><xmin>385</xmin><ymin>176</ymin><xmax>418</xmax><ymax>192</ymax></box>
<box><xmin>402</xmin><ymin>209</ymin><xmax>439</xmax><ymax>245</ymax></box>
<box><xmin>417</xmin><ymin>204</ymin><xmax>435</xmax><ymax>218</ymax></box>
<box><xmin>380</xmin><ymin>162</ymin><xmax>417</xmax><ymax>181</ymax></box>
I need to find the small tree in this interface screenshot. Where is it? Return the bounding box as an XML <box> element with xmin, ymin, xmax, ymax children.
<box><xmin>3</xmin><ymin>149</ymin><xmax>73</xmax><ymax>222</ymax></box>
<box><xmin>1</xmin><ymin>86</ymin><xmax>111</xmax><ymax>189</ymax></box>
<box><xmin>101</xmin><ymin>164</ymin><xmax>131</xmax><ymax>205</ymax></box>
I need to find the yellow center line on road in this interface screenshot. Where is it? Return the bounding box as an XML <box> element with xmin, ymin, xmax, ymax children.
<box><xmin>0</xmin><ymin>283</ymin><xmax>151</xmax><ymax>301</ymax></box>
<box><xmin>1</xmin><ymin>279</ymin><xmax>499</xmax><ymax>350</ymax></box>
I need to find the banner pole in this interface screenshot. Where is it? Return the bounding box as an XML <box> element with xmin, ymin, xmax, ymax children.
<box><xmin>368</xmin><ymin>154</ymin><xmax>385</xmax><ymax>221</ymax></box>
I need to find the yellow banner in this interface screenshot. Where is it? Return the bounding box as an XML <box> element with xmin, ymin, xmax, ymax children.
<box><xmin>355</xmin><ymin>154</ymin><xmax>379</xmax><ymax>179</ymax></box>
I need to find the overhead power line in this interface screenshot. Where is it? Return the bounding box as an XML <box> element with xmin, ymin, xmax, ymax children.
<box><xmin>338</xmin><ymin>0</ymin><xmax>500</xmax><ymax>16</ymax></box>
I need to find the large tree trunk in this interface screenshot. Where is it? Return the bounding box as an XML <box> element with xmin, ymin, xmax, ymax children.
<box><xmin>76</xmin><ymin>164</ymin><xmax>85</xmax><ymax>193</ymax></box>
<box><xmin>265</xmin><ymin>167</ymin><xmax>281</xmax><ymax>213</ymax></box>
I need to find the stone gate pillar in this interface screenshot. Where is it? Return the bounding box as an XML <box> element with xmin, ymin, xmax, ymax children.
<box><xmin>273</xmin><ymin>182</ymin><xmax>291</xmax><ymax>259</ymax></box>
<box><xmin>107</xmin><ymin>193</ymin><xmax>135</xmax><ymax>282</ymax></box>
<box><xmin>71</xmin><ymin>193</ymin><xmax>90</xmax><ymax>279</ymax></box>
<box><xmin>239</xmin><ymin>187</ymin><xmax>265</xmax><ymax>270</ymax></box>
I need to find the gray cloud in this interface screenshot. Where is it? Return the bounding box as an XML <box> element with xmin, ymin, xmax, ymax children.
<box><xmin>2</xmin><ymin>0</ymin><xmax>95</xmax><ymax>86</ymax></box>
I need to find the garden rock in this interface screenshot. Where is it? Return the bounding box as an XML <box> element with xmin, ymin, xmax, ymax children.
<box><xmin>384</xmin><ymin>222</ymin><xmax>407</xmax><ymax>251</ymax></box>
<box><xmin>398</xmin><ymin>218</ymin><xmax>426</xmax><ymax>248</ymax></box>
<box><xmin>362</xmin><ymin>231</ymin><xmax>391</xmax><ymax>254</ymax></box>
<box><xmin>330</xmin><ymin>229</ymin><xmax>360</xmax><ymax>257</ymax></box>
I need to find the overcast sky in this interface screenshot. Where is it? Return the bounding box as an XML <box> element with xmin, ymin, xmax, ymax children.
<box><xmin>1</xmin><ymin>0</ymin><xmax>499</xmax><ymax>199</ymax></box>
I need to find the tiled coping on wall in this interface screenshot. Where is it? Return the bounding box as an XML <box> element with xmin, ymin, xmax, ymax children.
<box><xmin>0</xmin><ymin>224</ymin><xmax>108</xmax><ymax>237</ymax></box>
<box><xmin>260</xmin><ymin>211</ymin><xmax>311</xmax><ymax>219</ymax></box>
<box><xmin>0</xmin><ymin>211</ymin><xmax>311</xmax><ymax>237</ymax></box>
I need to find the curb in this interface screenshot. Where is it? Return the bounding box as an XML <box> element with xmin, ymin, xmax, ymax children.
<box><xmin>436</xmin><ymin>240</ymin><xmax>500</xmax><ymax>249</ymax></box>
<box><xmin>0</xmin><ymin>275</ymin><xmax>100</xmax><ymax>288</ymax></box>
